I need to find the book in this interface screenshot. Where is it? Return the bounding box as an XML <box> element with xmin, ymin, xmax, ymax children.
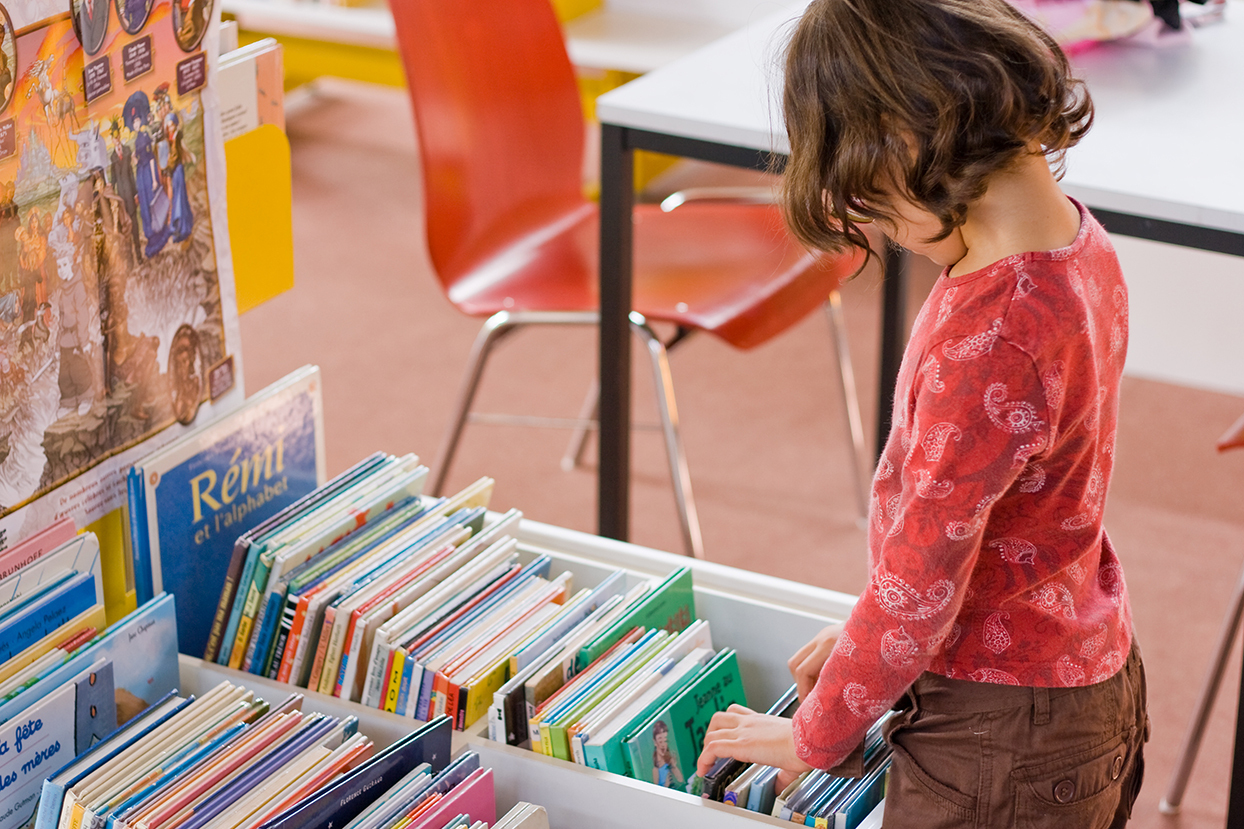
<box><xmin>624</xmin><ymin>648</ymin><xmax>747</xmax><ymax>793</ymax></box>
<box><xmin>129</xmin><ymin>366</ymin><xmax>327</xmax><ymax>658</ymax></box>
<box><xmin>255</xmin><ymin>716</ymin><xmax>452</xmax><ymax>829</ymax></box>
<box><xmin>0</xmin><ymin>661</ymin><xmax>116</xmax><ymax>828</ymax></box>
<box><xmin>0</xmin><ymin>533</ymin><xmax>103</xmax><ymax>609</ymax></box>
<box><xmin>575</xmin><ymin>567</ymin><xmax>695</xmax><ymax>672</ymax></box>
<box><xmin>207</xmin><ymin>453</ymin><xmax>389</xmax><ymax>666</ymax></box>
<box><xmin>0</xmin><ymin>519</ymin><xmax>76</xmax><ymax>582</ymax></box>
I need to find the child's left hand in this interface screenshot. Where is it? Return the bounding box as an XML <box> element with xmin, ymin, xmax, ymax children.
<box><xmin>696</xmin><ymin>704</ymin><xmax>813</xmax><ymax>778</ymax></box>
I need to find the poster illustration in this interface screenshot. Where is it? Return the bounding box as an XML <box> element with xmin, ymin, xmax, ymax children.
<box><xmin>0</xmin><ymin>0</ymin><xmax>241</xmax><ymax>533</ymax></box>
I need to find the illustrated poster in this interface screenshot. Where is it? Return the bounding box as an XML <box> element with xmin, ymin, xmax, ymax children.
<box><xmin>0</xmin><ymin>0</ymin><xmax>243</xmax><ymax>541</ymax></box>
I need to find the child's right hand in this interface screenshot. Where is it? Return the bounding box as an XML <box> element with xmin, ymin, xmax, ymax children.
<box><xmin>788</xmin><ymin>622</ymin><xmax>845</xmax><ymax>702</ymax></box>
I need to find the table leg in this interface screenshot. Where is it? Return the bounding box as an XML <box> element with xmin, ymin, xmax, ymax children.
<box><xmin>875</xmin><ymin>244</ymin><xmax>908</xmax><ymax>460</ymax></box>
<box><xmin>598</xmin><ymin>124</ymin><xmax>634</xmax><ymax>542</ymax></box>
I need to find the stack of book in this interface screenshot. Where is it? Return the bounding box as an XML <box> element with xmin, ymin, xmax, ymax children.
<box><xmin>698</xmin><ymin>688</ymin><xmax>891</xmax><ymax>828</ymax></box>
<box><xmin>36</xmin><ymin>682</ymin><xmax>530</xmax><ymax>829</ymax></box>
<box><xmin>0</xmin><ymin>526</ymin><xmax>182</xmax><ymax>827</ymax></box>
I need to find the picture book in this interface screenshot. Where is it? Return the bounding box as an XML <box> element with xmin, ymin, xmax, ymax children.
<box><xmin>576</xmin><ymin>567</ymin><xmax>694</xmax><ymax>671</ymax></box>
<box><xmin>0</xmin><ymin>592</ymin><xmax>179</xmax><ymax>728</ymax></box>
<box><xmin>0</xmin><ymin>519</ymin><xmax>75</xmax><ymax>581</ymax></box>
<box><xmin>128</xmin><ymin>365</ymin><xmax>326</xmax><ymax>657</ymax></box>
<box><xmin>0</xmin><ymin>0</ymin><xmax>245</xmax><ymax>542</ymax></box>
<box><xmin>624</xmin><ymin>648</ymin><xmax>747</xmax><ymax>794</ymax></box>
<box><xmin>204</xmin><ymin>452</ymin><xmax>388</xmax><ymax>664</ymax></box>
<box><xmin>0</xmin><ymin>532</ymin><xmax>102</xmax><ymax>607</ymax></box>
<box><xmin>0</xmin><ymin>661</ymin><xmax>115</xmax><ymax>829</ymax></box>
<box><xmin>255</xmin><ymin>716</ymin><xmax>452</xmax><ymax>829</ymax></box>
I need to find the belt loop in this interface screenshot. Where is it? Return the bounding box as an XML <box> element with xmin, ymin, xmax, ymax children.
<box><xmin>1033</xmin><ymin>686</ymin><xmax>1050</xmax><ymax>726</ymax></box>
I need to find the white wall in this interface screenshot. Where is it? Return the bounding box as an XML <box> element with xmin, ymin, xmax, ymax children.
<box><xmin>1110</xmin><ymin>233</ymin><xmax>1244</xmax><ymax>397</ymax></box>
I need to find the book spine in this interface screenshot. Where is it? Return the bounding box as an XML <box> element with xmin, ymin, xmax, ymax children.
<box><xmin>248</xmin><ymin>589</ymin><xmax>285</xmax><ymax>676</ymax></box>
<box><xmin>204</xmin><ymin>539</ymin><xmax>250</xmax><ymax>662</ymax></box>
<box><xmin>274</xmin><ymin>594</ymin><xmax>307</xmax><ymax>683</ymax></box>
<box><xmin>267</xmin><ymin>596</ymin><xmax>299</xmax><ymax>680</ymax></box>
<box><xmin>286</xmin><ymin>595</ymin><xmax>322</xmax><ymax>687</ymax></box>
<box><xmin>414</xmin><ymin>661</ymin><xmax>436</xmax><ymax>721</ymax></box>
<box><xmin>126</xmin><ymin>468</ymin><xmax>153</xmax><ymax>606</ymax></box>
<box><xmin>306</xmin><ymin>607</ymin><xmax>338</xmax><ymax>691</ymax></box>
<box><xmin>383</xmin><ymin>650</ymin><xmax>405</xmax><ymax>714</ymax></box>
<box><xmin>400</xmin><ymin>657</ymin><xmax>419</xmax><ymax>718</ymax></box>
<box><xmin>219</xmin><ymin>546</ymin><xmax>262</xmax><ymax>666</ymax></box>
<box><xmin>317</xmin><ymin>606</ymin><xmax>352</xmax><ymax>696</ymax></box>
<box><xmin>234</xmin><ymin>557</ymin><xmax>274</xmax><ymax>671</ymax></box>
<box><xmin>334</xmin><ymin>613</ymin><xmax>366</xmax><ymax>700</ymax></box>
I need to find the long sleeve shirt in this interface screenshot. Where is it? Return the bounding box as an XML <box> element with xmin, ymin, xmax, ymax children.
<box><xmin>794</xmin><ymin>201</ymin><xmax>1133</xmax><ymax>769</ymax></box>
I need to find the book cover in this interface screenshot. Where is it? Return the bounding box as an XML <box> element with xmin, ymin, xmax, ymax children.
<box><xmin>0</xmin><ymin>533</ymin><xmax>103</xmax><ymax>608</ymax></box>
<box><xmin>624</xmin><ymin>648</ymin><xmax>746</xmax><ymax>793</ymax></box>
<box><xmin>0</xmin><ymin>519</ymin><xmax>76</xmax><ymax>582</ymax></box>
<box><xmin>0</xmin><ymin>571</ymin><xmax>97</xmax><ymax>665</ymax></box>
<box><xmin>0</xmin><ymin>661</ymin><xmax>115</xmax><ymax>829</ymax></box>
<box><xmin>0</xmin><ymin>593</ymin><xmax>179</xmax><ymax>728</ymax></box>
<box><xmin>134</xmin><ymin>366</ymin><xmax>326</xmax><ymax>657</ymax></box>
<box><xmin>576</xmin><ymin>568</ymin><xmax>694</xmax><ymax>672</ymax></box>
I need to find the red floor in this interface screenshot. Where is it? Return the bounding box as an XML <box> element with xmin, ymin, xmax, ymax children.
<box><xmin>239</xmin><ymin>79</ymin><xmax>1244</xmax><ymax>828</ymax></box>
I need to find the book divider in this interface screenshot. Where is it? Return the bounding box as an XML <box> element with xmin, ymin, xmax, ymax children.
<box><xmin>177</xmin><ymin>517</ymin><xmax>860</xmax><ymax>828</ymax></box>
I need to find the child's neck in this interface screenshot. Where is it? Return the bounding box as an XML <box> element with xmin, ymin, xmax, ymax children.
<box><xmin>949</xmin><ymin>153</ymin><xmax>1082</xmax><ymax>278</ymax></box>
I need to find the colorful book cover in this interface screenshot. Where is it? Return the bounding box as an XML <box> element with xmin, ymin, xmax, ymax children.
<box><xmin>0</xmin><ymin>661</ymin><xmax>115</xmax><ymax>829</ymax></box>
<box><xmin>576</xmin><ymin>567</ymin><xmax>695</xmax><ymax>672</ymax></box>
<box><xmin>132</xmin><ymin>366</ymin><xmax>326</xmax><ymax>657</ymax></box>
<box><xmin>0</xmin><ymin>0</ymin><xmax>245</xmax><ymax>539</ymax></box>
<box><xmin>624</xmin><ymin>648</ymin><xmax>747</xmax><ymax>794</ymax></box>
<box><xmin>0</xmin><ymin>571</ymin><xmax>96</xmax><ymax>664</ymax></box>
<box><xmin>0</xmin><ymin>592</ymin><xmax>178</xmax><ymax>728</ymax></box>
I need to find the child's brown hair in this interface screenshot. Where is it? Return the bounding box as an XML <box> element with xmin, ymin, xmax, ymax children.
<box><xmin>781</xmin><ymin>0</ymin><xmax>1093</xmax><ymax>255</ymax></box>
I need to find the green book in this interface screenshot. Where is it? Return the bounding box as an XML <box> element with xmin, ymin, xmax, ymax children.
<box><xmin>581</xmin><ymin>648</ymin><xmax>714</xmax><ymax>775</ymax></box>
<box><xmin>545</xmin><ymin>631</ymin><xmax>671</xmax><ymax>761</ymax></box>
<box><xmin>575</xmin><ymin>568</ymin><xmax>694</xmax><ymax>673</ymax></box>
<box><xmin>624</xmin><ymin>648</ymin><xmax>746</xmax><ymax>793</ymax></box>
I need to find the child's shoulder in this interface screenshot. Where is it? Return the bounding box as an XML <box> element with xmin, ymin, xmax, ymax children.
<box><xmin>922</xmin><ymin>207</ymin><xmax>1125</xmax><ymax>368</ymax></box>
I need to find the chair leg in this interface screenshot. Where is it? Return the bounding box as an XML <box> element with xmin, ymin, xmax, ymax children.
<box><xmin>433</xmin><ymin>310</ymin><xmax>599</xmax><ymax>495</ymax></box>
<box><xmin>1160</xmin><ymin>564</ymin><xmax>1244</xmax><ymax>814</ymax></box>
<box><xmin>630</xmin><ymin>312</ymin><xmax>705</xmax><ymax>559</ymax></box>
<box><xmin>431</xmin><ymin>311</ymin><xmax>520</xmax><ymax>496</ymax></box>
<box><xmin>561</xmin><ymin>378</ymin><xmax>599</xmax><ymax>472</ymax></box>
<box><xmin>824</xmin><ymin>291</ymin><xmax>870</xmax><ymax>523</ymax></box>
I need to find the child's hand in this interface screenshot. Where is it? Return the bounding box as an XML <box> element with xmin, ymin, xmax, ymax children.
<box><xmin>696</xmin><ymin>704</ymin><xmax>812</xmax><ymax>778</ymax></box>
<box><xmin>788</xmin><ymin>622</ymin><xmax>844</xmax><ymax>702</ymax></box>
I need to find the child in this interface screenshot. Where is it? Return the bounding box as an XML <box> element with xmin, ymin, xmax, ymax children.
<box><xmin>697</xmin><ymin>1</ymin><xmax>1149</xmax><ymax>826</ymax></box>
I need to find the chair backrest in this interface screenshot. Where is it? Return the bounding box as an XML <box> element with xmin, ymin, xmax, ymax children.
<box><xmin>389</xmin><ymin>0</ymin><xmax>588</xmax><ymax>289</ymax></box>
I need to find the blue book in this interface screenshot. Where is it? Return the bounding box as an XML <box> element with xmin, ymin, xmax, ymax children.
<box><xmin>130</xmin><ymin>367</ymin><xmax>326</xmax><ymax>658</ymax></box>
<box><xmin>0</xmin><ymin>571</ymin><xmax>96</xmax><ymax>664</ymax></box>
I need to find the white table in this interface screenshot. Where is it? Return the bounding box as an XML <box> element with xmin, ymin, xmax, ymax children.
<box><xmin>596</xmin><ymin>21</ymin><xmax>1244</xmax><ymax>826</ymax></box>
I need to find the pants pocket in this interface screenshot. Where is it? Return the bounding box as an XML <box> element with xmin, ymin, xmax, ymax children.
<box><xmin>883</xmin><ymin>741</ymin><xmax>978</xmax><ymax>828</ymax></box>
<box><xmin>1012</xmin><ymin>730</ymin><xmax>1134</xmax><ymax>829</ymax></box>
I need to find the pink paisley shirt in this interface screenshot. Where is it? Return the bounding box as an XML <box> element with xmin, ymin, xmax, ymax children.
<box><xmin>794</xmin><ymin>201</ymin><xmax>1133</xmax><ymax>769</ymax></box>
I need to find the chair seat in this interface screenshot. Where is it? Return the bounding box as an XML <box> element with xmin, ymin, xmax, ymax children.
<box><xmin>444</xmin><ymin>202</ymin><xmax>864</xmax><ymax>350</ymax></box>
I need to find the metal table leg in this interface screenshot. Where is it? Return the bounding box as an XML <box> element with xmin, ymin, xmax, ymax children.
<box><xmin>598</xmin><ymin>124</ymin><xmax>634</xmax><ymax>543</ymax></box>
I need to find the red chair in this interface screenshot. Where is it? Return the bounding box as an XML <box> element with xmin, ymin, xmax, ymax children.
<box><xmin>389</xmin><ymin>0</ymin><xmax>867</xmax><ymax>557</ymax></box>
